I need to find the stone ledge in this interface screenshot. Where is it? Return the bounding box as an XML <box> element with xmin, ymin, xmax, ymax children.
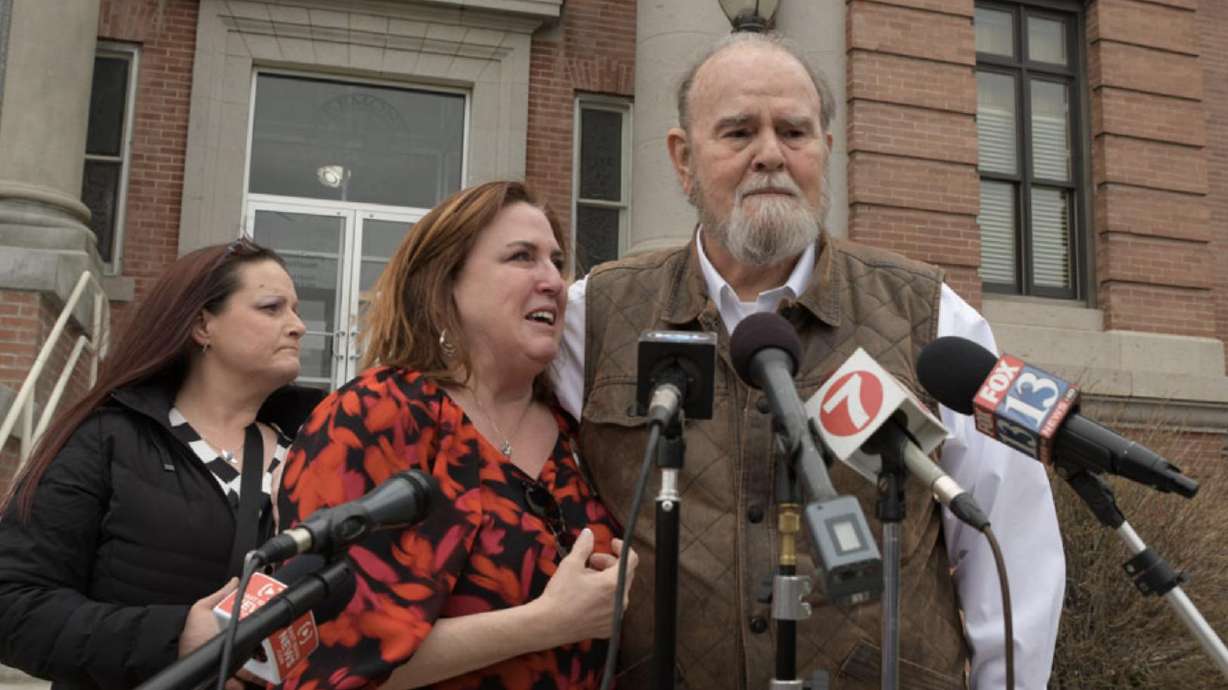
<box><xmin>983</xmin><ymin>296</ymin><xmax>1104</xmax><ymax>331</ymax></box>
<box><xmin>410</xmin><ymin>0</ymin><xmax>563</xmax><ymax>20</ymax></box>
<box><xmin>987</xmin><ymin>297</ymin><xmax>1228</xmax><ymax>435</ymax></box>
<box><xmin>0</xmin><ymin>246</ymin><xmax>112</xmax><ymax>338</ymax></box>
<box><xmin>0</xmin><ymin>664</ymin><xmax>49</xmax><ymax>688</ymax></box>
<box><xmin>991</xmin><ymin>322</ymin><xmax>1227</xmax><ymax>388</ymax></box>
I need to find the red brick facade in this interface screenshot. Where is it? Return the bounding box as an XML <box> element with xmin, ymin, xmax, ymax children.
<box><xmin>3</xmin><ymin>0</ymin><xmax>1227</xmax><ymax>495</ymax></box>
<box><xmin>525</xmin><ymin>0</ymin><xmax>636</xmax><ymax>244</ymax></box>
<box><xmin>98</xmin><ymin>0</ymin><xmax>199</xmax><ymax>334</ymax></box>
<box><xmin>1204</xmin><ymin>0</ymin><xmax>1228</xmax><ymax>370</ymax></box>
<box><xmin>845</xmin><ymin>0</ymin><xmax>983</xmax><ymax>306</ymax></box>
<box><xmin>1089</xmin><ymin>0</ymin><xmax>1213</xmax><ymax>337</ymax></box>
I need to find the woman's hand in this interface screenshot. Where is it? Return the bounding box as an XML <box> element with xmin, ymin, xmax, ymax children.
<box><xmin>178</xmin><ymin>577</ymin><xmax>237</xmax><ymax>657</ymax></box>
<box><xmin>530</xmin><ymin>529</ymin><xmax>639</xmax><ymax>645</ymax></box>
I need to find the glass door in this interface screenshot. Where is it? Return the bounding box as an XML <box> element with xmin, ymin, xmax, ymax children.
<box><xmin>247</xmin><ymin>201</ymin><xmax>352</xmax><ymax>389</ymax></box>
<box><xmin>342</xmin><ymin>211</ymin><xmax>422</xmax><ymax>379</ymax></box>
<box><xmin>246</xmin><ymin>202</ymin><xmax>421</xmax><ymax>389</ymax></box>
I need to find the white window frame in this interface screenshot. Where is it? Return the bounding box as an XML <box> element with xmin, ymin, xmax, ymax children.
<box><xmin>85</xmin><ymin>41</ymin><xmax>139</xmax><ymax>275</ymax></box>
<box><xmin>241</xmin><ymin>67</ymin><xmax>471</xmax><ymax>210</ymax></box>
<box><xmin>241</xmin><ymin>69</ymin><xmax>470</xmax><ymax>388</ymax></box>
<box><xmin>572</xmin><ymin>95</ymin><xmax>632</xmax><ymax>273</ymax></box>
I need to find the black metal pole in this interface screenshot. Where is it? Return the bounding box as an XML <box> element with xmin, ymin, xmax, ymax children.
<box><xmin>653</xmin><ymin>415</ymin><xmax>685</xmax><ymax>690</ymax></box>
<box><xmin>137</xmin><ymin>559</ymin><xmax>352</xmax><ymax>690</ymax></box>
<box><xmin>773</xmin><ymin>454</ymin><xmax>802</xmax><ymax>682</ymax></box>
<box><xmin>867</xmin><ymin>421</ymin><xmax>907</xmax><ymax>690</ymax></box>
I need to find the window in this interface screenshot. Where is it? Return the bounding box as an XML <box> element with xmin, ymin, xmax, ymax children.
<box><xmin>573</xmin><ymin>97</ymin><xmax>631</xmax><ymax>276</ymax></box>
<box><xmin>975</xmin><ymin>2</ymin><xmax>1085</xmax><ymax>299</ymax></box>
<box><xmin>82</xmin><ymin>43</ymin><xmax>138</xmax><ymax>270</ymax></box>
<box><xmin>244</xmin><ymin>72</ymin><xmax>466</xmax><ymax>389</ymax></box>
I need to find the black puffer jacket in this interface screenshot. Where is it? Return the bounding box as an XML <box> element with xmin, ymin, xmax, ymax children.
<box><xmin>0</xmin><ymin>380</ymin><xmax>324</xmax><ymax>690</ymax></box>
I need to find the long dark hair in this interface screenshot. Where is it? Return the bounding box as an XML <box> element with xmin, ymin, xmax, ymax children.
<box><xmin>2</xmin><ymin>238</ymin><xmax>286</xmax><ymax>520</ymax></box>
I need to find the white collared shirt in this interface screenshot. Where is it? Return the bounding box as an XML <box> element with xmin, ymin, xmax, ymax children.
<box><xmin>550</xmin><ymin>240</ymin><xmax>1064</xmax><ymax>690</ymax></box>
<box><xmin>694</xmin><ymin>227</ymin><xmax>815</xmax><ymax>334</ymax></box>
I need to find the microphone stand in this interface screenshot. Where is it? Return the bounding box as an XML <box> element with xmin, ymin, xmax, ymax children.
<box><xmin>1059</xmin><ymin>464</ymin><xmax>1228</xmax><ymax>679</ymax></box>
<box><xmin>769</xmin><ymin>453</ymin><xmax>809</xmax><ymax>690</ymax></box>
<box><xmin>865</xmin><ymin>422</ymin><xmax>907</xmax><ymax>690</ymax></box>
<box><xmin>654</xmin><ymin>413</ymin><xmax>685</xmax><ymax>690</ymax></box>
<box><xmin>136</xmin><ymin>558</ymin><xmax>353</xmax><ymax>690</ymax></box>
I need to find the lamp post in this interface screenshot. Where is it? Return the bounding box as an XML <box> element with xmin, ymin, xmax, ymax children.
<box><xmin>718</xmin><ymin>0</ymin><xmax>780</xmax><ymax>32</ymax></box>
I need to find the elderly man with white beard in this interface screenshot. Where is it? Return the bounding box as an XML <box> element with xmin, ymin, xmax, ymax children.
<box><xmin>551</xmin><ymin>32</ymin><xmax>1065</xmax><ymax>690</ymax></box>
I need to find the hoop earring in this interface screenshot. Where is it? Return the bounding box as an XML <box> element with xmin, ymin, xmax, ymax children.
<box><xmin>438</xmin><ymin>329</ymin><xmax>457</xmax><ymax>361</ymax></box>
<box><xmin>201</xmin><ymin>341</ymin><xmax>210</xmax><ymax>354</ymax></box>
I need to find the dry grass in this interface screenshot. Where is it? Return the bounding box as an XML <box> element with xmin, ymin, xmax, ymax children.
<box><xmin>1049</xmin><ymin>420</ymin><xmax>1228</xmax><ymax>689</ymax></box>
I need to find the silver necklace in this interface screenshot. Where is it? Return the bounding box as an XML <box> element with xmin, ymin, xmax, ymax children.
<box><xmin>469</xmin><ymin>391</ymin><xmax>533</xmax><ymax>458</ymax></box>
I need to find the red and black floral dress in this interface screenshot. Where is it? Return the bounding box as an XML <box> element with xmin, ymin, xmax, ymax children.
<box><xmin>276</xmin><ymin>367</ymin><xmax>620</xmax><ymax>690</ymax></box>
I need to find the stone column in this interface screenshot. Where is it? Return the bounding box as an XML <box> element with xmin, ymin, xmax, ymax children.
<box><xmin>628</xmin><ymin>0</ymin><xmax>726</xmax><ymax>254</ymax></box>
<box><xmin>0</xmin><ymin>0</ymin><xmax>101</xmax><ymax>263</ymax></box>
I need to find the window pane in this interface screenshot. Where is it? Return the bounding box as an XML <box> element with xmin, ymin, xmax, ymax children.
<box><xmin>977</xmin><ymin>71</ymin><xmax>1017</xmax><ymax>175</ymax></box>
<box><xmin>251</xmin><ymin>210</ymin><xmax>344</xmax><ymax>348</ymax></box>
<box><xmin>1030</xmin><ymin>80</ymin><xmax>1070</xmax><ymax>182</ymax></box>
<box><xmin>579</xmin><ymin>108</ymin><xmax>624</xmax><ymax>202</ymax></box>
<box><xmin>82</xmin><ymin>160</ymin><xmax>120</xmax><ymax>263</ymax></box>
<box><xmin>1028</xmin><ymin>16</ymin><xmax>1067</xmax><ymax>65</ymax></box>
<box><xmin>252</xmin><ymin>209</ymin><xmax>344</xmax><ymax>256</ymax></box>
<box><xmin>279</xmin><ymin>253</ymin><xmax>341</xmax><ymax>334</ymax></box>
<box><xmin>249</xmin><ymin>75</ymin><xmax>465</xmax><ymax>208</ymax></box>
<box><xmin>978</xmin><ymin>181</ymin><xmax>1016</xmax><ymax>286</ymax></box>
<box><xmin>975</xmin><ymin>7</ymin><xmax>1014</xmax><ymax>58</ymax></box>
<box><xmin>298</xmin><ymin>333</ymin><xmax>335</xmax><ymax>381</ymax></box>
<box><xmin>86</xmin><ymin>55</ymin><xmax>130</xmax><ymax>157</ymax></box>
<box><xmin>1031</xmin><ymin>187</ymin><xmax>1070</xmax><ymax>289</ymax></box>
<box><xmin>575</xmin><ymin>205</ymin><xmax>620</xmax><ymax>275</ymax></box>
<box><xmin>360</xmin><ymin>219</ymin><xmax>411</xmax><ymax>261</ymax></box>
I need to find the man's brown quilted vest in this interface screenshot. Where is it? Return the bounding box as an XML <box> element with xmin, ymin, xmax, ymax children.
<box><xmin>578</xmin><ymin>236</ymin><xmax>969</xmax><ymax>690</ymax></box>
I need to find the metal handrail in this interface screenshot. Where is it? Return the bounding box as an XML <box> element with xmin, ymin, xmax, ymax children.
<box><xmin>0</xmin><ymin>270</ymin><xmax>111</xmax><ymax>471</ymax></box>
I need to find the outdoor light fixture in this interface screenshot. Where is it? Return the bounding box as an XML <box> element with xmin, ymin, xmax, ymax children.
<box><xmin>719</xmin><ymin>0</ymin><xmax>780</xmax><ymax>32</ymax></box>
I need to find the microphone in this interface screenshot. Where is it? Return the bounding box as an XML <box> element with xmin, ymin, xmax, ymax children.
<box><xmin>729</xmin><ymin>312</ymin><xmax>882</xmax><ymax>604</ymax></box>
<box><xmin>916</xmin><ymin>336</ymin><xmax>1198</xmax><ymax>498</ymax></box>
<box><xmin>211</xmin><ymin>555</ymin><xmax>355</xmax><ymax>683</ymax></box>
<box><xmin>635</xmin><ymin>330</ymin><xmax>717</xmax><ymax>424</ymax></box>
<box><xmin>137</xmin><ymin>557</ymin><xmax>355</xmax><ymax>690</ymax></box>
<box><xmin>805</xmin><ymin>348</ymin><xmax>990</xmax><ymax>530</ymax></box>
<box><xmin>256</xmin><ymin>469</ymin><xmax>438</xmax><ymax>564</ymax></box>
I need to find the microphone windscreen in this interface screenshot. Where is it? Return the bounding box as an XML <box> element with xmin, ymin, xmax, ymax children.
<box><xmin>915</xmin><ymin>336</ymin><xmax>999</xmax><ymax>415</ymax></box>
<box><xmin>272</xmin><ymin>555</ymin><xmax>356</xmax><ymax>621</ymax></box>
<box><xmin>730</xmin><ymin>312</ymin><xmax>802</xmax><ymax>385</ymax></box>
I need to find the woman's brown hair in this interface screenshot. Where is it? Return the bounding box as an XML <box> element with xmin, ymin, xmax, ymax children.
<box><xmin>360</xmin><ymin>180</ymin><xmax>567</xmax><ymax>390</ymax></box>
<box><xmin>2</xmin><ymin>239</ymin><xmax>286</xmax><ymax>520</ymax></box>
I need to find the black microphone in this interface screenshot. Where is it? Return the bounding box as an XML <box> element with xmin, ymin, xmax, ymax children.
<box><xmin>136</xmin><ymin>557</ymin><xmax>356</xmax><ymax>690</ymax></box>
<box><xmin>916</xmin><ymin>336</ymin><xmax>1198</xmax><ymax>498</ymax></box>
<box><xmin>635</xmin><ymin>330</ymin><xmax>717</xmax><ymax>424</ymax></box>
<box><xmin>256</xmin><ymin>469</ymin><xmax>438</xmax><ymax>564</ymax></box>
<box><xmin>730</xmin><ymin>312</ymin><xmax>882</xmax><ymax>605</ymax></box>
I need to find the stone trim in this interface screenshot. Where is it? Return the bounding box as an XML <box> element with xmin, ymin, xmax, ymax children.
<box><xmin>180</xmin><ymin>0</ymin><xmax>549</xmax><ymax>252</ymax></box>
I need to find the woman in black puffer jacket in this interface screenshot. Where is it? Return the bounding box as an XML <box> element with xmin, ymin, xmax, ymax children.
<box><xmin>0</xmin><ymin>239</ymin><xmax>323</xmax><ymax>689</ymax></box>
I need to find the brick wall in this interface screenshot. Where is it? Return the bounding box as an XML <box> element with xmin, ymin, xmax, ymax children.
<box><xmin>98</xmin><ymin>0</ymin><xmax>198</xmax><ymax>339</ymax></box>
<box><xmin>845</xmin><ymin>0</ymin><xmax>983</xmax><ymax>307</ymax></box>
<box><xmin>525</xmin><ymin>0</ymin><xmax>635</xmax><ymax>245</ymax></box>
<box><xmin>1088</xmin><ymin>0</ymin><xmax>1213</xmax><ymax>337</ymax></box>
<box><xmin>1202</xmin><ymin>0</ymin><xmax>1228</xmax><ymax>369</ymax></box>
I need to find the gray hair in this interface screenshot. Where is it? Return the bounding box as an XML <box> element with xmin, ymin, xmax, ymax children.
<box><xmin>676</xmin><ymin>32</ymin><xmax>836</xmax><ymax>134</ymax></box>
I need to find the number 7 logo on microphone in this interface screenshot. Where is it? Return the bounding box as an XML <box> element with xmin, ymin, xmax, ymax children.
<box><xmin>805</xmin><ymin>349</ymin><xmax>948</xmax><ymax>477</ymax></box>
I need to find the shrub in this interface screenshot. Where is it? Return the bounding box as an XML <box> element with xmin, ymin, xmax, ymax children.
<box><xmin>1049</xmin><ymin>418</ymin><xmax>1228</xmax><ymax>689</ymax></box>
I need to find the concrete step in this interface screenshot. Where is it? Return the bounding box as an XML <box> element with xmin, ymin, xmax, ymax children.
<box><xmin>0</xmin><ymin>664</ymin><xmax>50</xmax><ymax>689</ymax></box>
